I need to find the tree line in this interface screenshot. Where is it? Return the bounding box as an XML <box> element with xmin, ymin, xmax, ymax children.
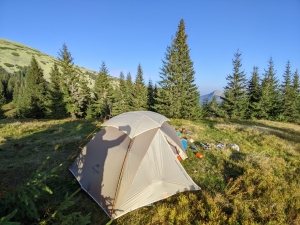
<box><xmin>0</xmin><ymin>19</ymin><xmax>299</xmax><ymax>123</ymax></box>
<box><xmin>202</xmin><ymin>51</ymin><xmax>300</xmax><ymax>123</ymax></box>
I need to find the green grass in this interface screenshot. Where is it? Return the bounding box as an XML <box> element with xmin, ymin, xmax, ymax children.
<box><xmin>0</xmin><ymin>118</ymin><xmax>299</xmax><ymax>224</ymax></box>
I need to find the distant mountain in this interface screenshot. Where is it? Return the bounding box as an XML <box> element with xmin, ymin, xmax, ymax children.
<box><xmin>200</xmin><ymin>90</ymin><xmax>224</xmax><ymax>105</ymax></box>
<box><xmin>0</xmin><ymin>38</ymin><xmax>118</xmax><ymax>87</ymax></box>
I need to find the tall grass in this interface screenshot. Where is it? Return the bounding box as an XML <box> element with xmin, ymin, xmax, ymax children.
<box><xmin>0</xmin><ymin>118</ymin><xmax>299</xmax><ymax>224</ymax></box>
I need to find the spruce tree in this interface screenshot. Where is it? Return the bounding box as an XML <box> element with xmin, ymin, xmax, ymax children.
<box><xmin>0</xmin><ymin>82</ymin><xmax>6</xmax><ymax>118</ymax></box>
<box><xmin>280</xmin><ymin>61</ymin><xmax>294</xmax><ymax>121</ymax></box>
<box><xmin>112</xmin><ymin>71</ymin><xmax>127</xmax><ymax>116</ymax></box>
<box><xmin>155</xmin><ymin>19</ymin><xmax>200</xmax><ymax>119</ymax></box>
<box><xmin>79</xmin><ymin>76</ymin><xmax>91</xmax><ymax>118</ymax></box>
<box><xmin>91</xmin><ymin>61</ymin><xmax>114</xmax><ymax>119</ymax></box>
<box><xmin>147</xmin><ymin>78</ymin><xmax>156</xmax><ymax>111</ymax></box>
<box><xmin>124</xmin><ymin>72</ymin><xmax>133</xmax><ymax>111</ymax></box>
<box><xmin>246</xmin><ymin>66</ymin><xmax>261</xmax><ymax>119</ymax></box>
<box><xmin>291</xmin><ymin>69</ymin><xmax>300</xmax><ymax>122</ymax></box>
<box><xmin>221</xmin><ymin>50</ymin><xmax>248</xmax><ymax>119</ymax></box>
<box><xmin>258</xmin><ymin>57</ymin><xmax>280</xmax><ymax>120</ymax></box>
<box><xmin>130</xmin><ymin>64</ymin><xmax>147</xmax><ymax>111</ymax></box>
<box><xmin>46</xmin><ymin>63</ymin><xmax>66</xmax><ymax>119</ymax></box>
<box><xmin>16</xmin><ymin>56</ymin><xmax>48</xmax><ymax>118</ymax></box>
<box><xmin>58</xmin><ymin>44</ymin><xmax>83</xmax><ymax>118</ymax></box>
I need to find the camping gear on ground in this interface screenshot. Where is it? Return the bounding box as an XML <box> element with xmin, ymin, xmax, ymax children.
<box><xmin>69</xmin><ymin>111</ymin><xmax>200</xmax><ymax>219</ymax></box>
<box><xmin>176</xmin><ymin>131</ymin><xmax>182</xmax><ymax>137</ymax></box>
<box><xmin>229</xmin><ymin>143</ymin><xmax>240</xmax><ymax>151</ymax></box>
<box><xmin>200</xmin><ymin>143</ymin><xmax>212</xmax><ymax>150</ymax></box>
<box><xmin>195</xmin><ymin>152</ymin><xmax>203</xmax><ymax>158</ymax></box>
<box><xmin>181</xmin><ymin>139</ymin><xmax>188</xmax><ymax>150</ymax></box>
<box><xmin>216</xmin><ymin>143</ymin><xmax>226</xmax><ymax>149</ymax></box>
<box><xmin>187</xmin><ymin>138</ymin><xmax>194</xmax><ymax>143</ymax></box>
<box><xmin>190</xmin><ymin>145</ymin><xmax>197</xmax><ymax>150</ymax></box>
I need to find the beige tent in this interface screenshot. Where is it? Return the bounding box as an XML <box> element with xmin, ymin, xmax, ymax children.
<box><xmin>69</xmin><ymin>111</ymin><xmax>200</xmax><ymax>219</ymax></box>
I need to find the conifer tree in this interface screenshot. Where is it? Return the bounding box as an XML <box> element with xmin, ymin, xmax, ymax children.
<box><xmin>16</xmin><ymin>56</ymin><xmax>48</xmax><ymax>118</ymax></box>
<box><xmin>280</xmin><ymin>61</ymin><xmax>294</xmax><ymax>121</ymax></box>
<box><xmin>221</xmin><ymin>50</ymin><xmax>248</xmax><ymax>119</ymax></box>
<box><xmin>258</xmin><ymin>57</ymin><xmax>280</xmax><ymax>120</ymax></box>
<box><xmin>46</xmin><ymin>63</ymin><xmax>66</xmax><ymax>119</ymax></box>
<box><xmin>130</xmin><ymin>64</ymin><xmax>147</xmax><ymax>111</ymax></box>
<box><xmin>91</xmin><ymin>61</ymin><xmax>114</xmax><ymax>119</ymax></box>
<box><xmin>155</xmin><ymin>19</ymin><xmax>200</xmax><ymax>119</ymax></box>
<box><xmin>246</xmin><ymin>66</ymin><xmax>261</xmax><ymax>119</ymax></box>
<box><xmin>125</xmin><ymin>72</ymin><xmax>133</xmax><ymax>111</ymax></box>
<box><xmin>290</xmin><ymin>69</ymin><xmax>300</xmax><ymax>122</ymax></box>
<box><xmin>9</xmin><ymin>67</ymin><xmax>27</xmax><ymax>103</ymax></box>
<box><xmin>58</xmin><ymin>44</ymin><xmax>83</xmax><ymax>118</ymax></box>
<box><xmin>79</xmin><ymin>76</ymin><xmax>91</xmax><ymax>118</ymax></box>
<box><xmin>147</xmin><ymin>78</ymin><xmax>156</xmax><ymax>111</ymax></box>
<box><xmin>112</xmin><ymin>71</ymin><xmax>127</xmax><ymax>116</ymax></box>
<box><xmin>0</xmin><ymin>82</ymin><xmax>6</xmax><ymax>118</ymax></box>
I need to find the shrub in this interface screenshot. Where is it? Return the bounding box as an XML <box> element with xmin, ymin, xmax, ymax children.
<box><xmin>11</xmin><ymin>52</ymin><xmax>20</xmax><ymax>56</ymax></box>
<box><xmin>4</xmin><ymin>63</ymin><xmax>14</xmax><ymax>68</ymax></box>
<box><xmin>0</xmin><ymin>46</ymin><xmax>16</xmax><ymax>51</ymax></box>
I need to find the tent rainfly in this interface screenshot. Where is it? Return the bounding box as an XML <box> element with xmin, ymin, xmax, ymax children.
<box><xmin>69</xmin><ymin>111</ymin><xmax>200</xmax><ymax>219</ymax></box>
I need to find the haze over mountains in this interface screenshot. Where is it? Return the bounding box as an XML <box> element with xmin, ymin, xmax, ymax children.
<box><xmin>199</xmin><ymin>90</ymin><xmax>224</xmax><ymax>105</ymax></box>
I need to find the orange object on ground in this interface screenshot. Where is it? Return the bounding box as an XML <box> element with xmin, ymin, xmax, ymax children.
<box><xmin>177</xmin><ymin>155</ymin><xmax>183</xmax><ymax>162</ymax></box>
<box><xmin>195</xmin><ymin>153</ymin><xmax>203</xmax><ymax>158</ymax></box>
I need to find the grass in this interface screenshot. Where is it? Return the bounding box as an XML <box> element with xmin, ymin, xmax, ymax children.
<box><xmin>0</xmin><ymin>118</ymin><xmax>299</xmax><ymax>224</ymax></box>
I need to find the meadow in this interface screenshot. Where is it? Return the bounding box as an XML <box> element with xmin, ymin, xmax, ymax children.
<box><xmin>0</xmin><ymin>118</ymin><xmax>299</xmax><ymax>224</ymax></box>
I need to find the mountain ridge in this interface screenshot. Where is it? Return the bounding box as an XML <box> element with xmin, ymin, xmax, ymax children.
<box><xmin>200</xmin><ymin>90</ymin><xmax>224</xmax><ymax>105</ymax></box>
<box><xmin>0</xmin><ymin>38</ymin><xmax>118</xmax><ymax>87</ymax></box>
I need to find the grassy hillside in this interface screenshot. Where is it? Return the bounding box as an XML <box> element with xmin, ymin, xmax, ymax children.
<box><xmin>0</xmin><ymin>38</ymin><xmax>118</xmax><ymax>87</ymax></box>
<box><xmin>0</xmin><ymin>118</ymin><xmax>299</xmax><ymax>224</ymax></box>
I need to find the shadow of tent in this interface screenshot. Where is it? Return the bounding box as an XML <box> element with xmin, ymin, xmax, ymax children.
<box><xmin>69</xmin><ymin>125</ymin><xmax>131</xmax><ymax>217</ymax></box>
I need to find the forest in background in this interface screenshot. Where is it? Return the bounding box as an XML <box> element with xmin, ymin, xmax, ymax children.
<box><xmin>0</xmin><ymin>19</ymin><xmax>299</xmax><ymax>123</ymax></box>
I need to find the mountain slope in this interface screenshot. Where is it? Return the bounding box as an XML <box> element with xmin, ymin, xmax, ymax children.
<box><xmin>0</xmin><ymin>38</ymin><xmax>117</xmax><ymax>87</ymax></box>
<box><xmin>200</xmin><ymin>90</ymin><xmax>224</xmax><ymax>105</ymax></box>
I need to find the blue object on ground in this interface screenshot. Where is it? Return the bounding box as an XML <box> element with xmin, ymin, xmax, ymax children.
<box><xmin>181</xmin><ymin>139</ymin><xmax>188</xmax><ymax>150</ymax></box>
<box><xmin>190</xmin><ymin>145</ymin><xmax>197</xmax><ymax>150</ymax></box>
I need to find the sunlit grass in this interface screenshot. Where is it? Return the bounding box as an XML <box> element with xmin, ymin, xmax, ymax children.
<box><xmin>0</xmin><ymin>118</ymin><xmax>299</xmax><ymax>224</ymax></box>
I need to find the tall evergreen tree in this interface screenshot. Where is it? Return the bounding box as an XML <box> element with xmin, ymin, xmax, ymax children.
<box><xmin>91</xmin><ymin>61</ymin><xmax>114</xmax><ymax>119</ymax></box>
<box><xmin>290</xmin><ymin>69</ymin><xmax>300</xmax><ymax>122</ymax></box>
<box><xmin>280</xmin><ymin>61</ymin><xmax>294</xmax><ymax>121</ymax></box>
<box><xmin>155</xmin><ymin>19</ymin><xmax>200</xmax><ymax>119</ymax></box>
<box><xmin>124</xmin><ymin>72</ymin><xmax>133</xmax><ymax>111</ymax></box>
<box><xmin>112</xmin><ymin>71</ymin><xmax>128</xmax><ymax>116</ymax></box>
<box><xmin>15</xmin><ymin>56</ymin><xmax>47</xmax><ymax>118</ymax></box>
<box><xmin>130</xmin><ymin>64</ymin><xmax>147</xmax><ymax>111</ymax></box>
<box><xmin>246</xmin><ymin>66</ymin><xmax>261</xmax><ymax>119</ymax></box>
<box><xmin>58</xmin><ymin>44</ymin><xmax>83</xmax><ymax>118</ymax></box>
<box><xmin>0</xmin><ymin>82</ymin><xmax>6</xmax><ymax>118</ymax></box>
<box><xmin>221</xmin><ymin>50</ymin><xmax>248</xmax><ymax>119</ymax></box>
<box><xmin>147</xmin><ymin>78</ymin><xmax>156</xmax><ymax>111</ymax></box>
<box><xmin>258</xmin><ymin>57</ymin><xmax>280</xmax><ymax>120</ymax></box>
<box><xmin>45</xmin><ymin>63</ymin><xmax>66</xmax><ymax>119</ymax></box>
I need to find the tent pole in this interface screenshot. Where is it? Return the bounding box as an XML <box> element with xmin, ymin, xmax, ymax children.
<box><xmin>110</xmin><ymin>139</ymin><xmax>134</xmax><ymax>218</ymax></box>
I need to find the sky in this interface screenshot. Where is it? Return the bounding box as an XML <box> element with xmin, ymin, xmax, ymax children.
<box><xmin>1</xmin><ymin>1</ymin><xmax>299</xmax><ymax>95</ymax></box>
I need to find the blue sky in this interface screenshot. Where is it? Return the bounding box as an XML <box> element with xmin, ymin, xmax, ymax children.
<box><xmin>1</xmin><ymin>1</ymin><xmax>299</xmax><ymax>95</ymax></box>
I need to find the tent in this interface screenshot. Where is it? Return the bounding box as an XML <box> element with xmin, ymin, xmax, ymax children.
<box><xmin>69</xmin><ymin>111</ymin><xmax>200</xmax><ymax>219</ymax></box>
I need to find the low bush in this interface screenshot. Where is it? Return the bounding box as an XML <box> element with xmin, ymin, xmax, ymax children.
<box><xmin>11</xmin><ymin>52</ymin><xmax>20</xmax><ymax>56</ymax></box>
<box><xmin>4</xmin><ymin>63</ymin><xmax>14</xmax><ymax>68</ymax></box>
